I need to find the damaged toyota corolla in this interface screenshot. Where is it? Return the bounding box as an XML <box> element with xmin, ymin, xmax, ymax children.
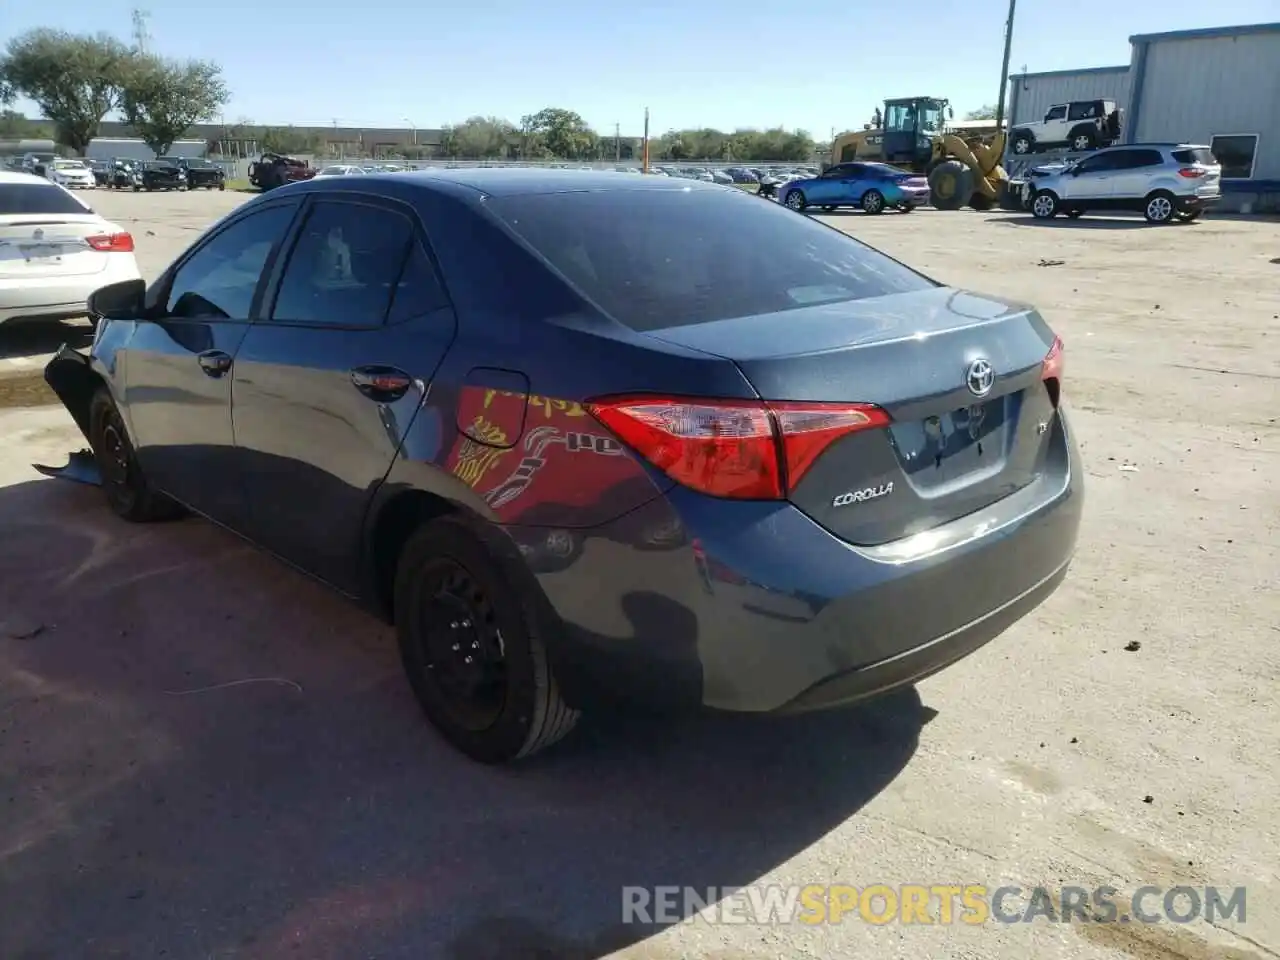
<box><xmin>42</xmin><ymin>169</ymin><xmax>1083</xmax><ymax>764</ymax></box>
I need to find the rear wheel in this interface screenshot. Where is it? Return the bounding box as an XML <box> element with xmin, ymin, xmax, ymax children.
<box><xmin>1143</xmin><ymin>191</ymin><xmax>1175</xmax><ymax>224</ymax></box>
<box><xmin>88</xmin><ymin>388</ymin><xmax>184</xmax><ymax>522</ymax></box>
<box><xmin>784</xmin><ymin>189</ymin><xmax>807</xmax><ymax>211</ymax></box>
<box><xmin>1031</xmin><ymin>190</ymin><xmax>1059</xmax><ymax>219</ymax></box>
<box><xmin>1069</xmin><ymin>126</ymin><xmax>1098</xmax><ymax>151</ymax></box>
<box><xmin>394</xmin><ymin>517</ymin><xmax>579</xmax><ymax>764</ymax></box>
<box><xmin>860</xmin><ymin>189</ymin><xmax>885</xmax><ymax>214</ymax></box>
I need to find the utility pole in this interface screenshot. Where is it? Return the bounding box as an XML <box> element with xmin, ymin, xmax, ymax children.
<box><xmin>615</xmin><ymin>122</ymin><xmax>621</xmax><ymax>162</ymax></box>
<box><xmin>994</xmin><ymin>0</ymin><xmax>1017</xmax><ymax>134</ymax></box>
<box><xmin>642</xmin><ymin>108</ymin><xmax>649</xmax><ymax>174</ymax></box>
<box><xmin>131</xmin><ymin>8</ymin><xmax>151</xmax><ymax>54</ymax></box>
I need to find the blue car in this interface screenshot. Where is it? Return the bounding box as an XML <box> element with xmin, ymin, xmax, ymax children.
<box><xmin>780</xmin><ymin>161</ymin><xmax>931</xmax><ymax>214</ymax></box>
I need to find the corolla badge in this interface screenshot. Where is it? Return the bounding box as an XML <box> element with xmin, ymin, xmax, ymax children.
<box><xmin>832</xmin><ymin>482</ymin><xmax>893</xmax><ymax>508</ymax></box>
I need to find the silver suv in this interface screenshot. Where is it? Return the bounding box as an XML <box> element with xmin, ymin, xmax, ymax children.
<box><xmin>1025</xmin><ymin>143</ymin><xmax>1221</xmax><ymax>224</ymax></box>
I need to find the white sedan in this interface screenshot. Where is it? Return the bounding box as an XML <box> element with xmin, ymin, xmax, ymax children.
<box><xmin>48</xmin><ymin>158</ymin><xmax>97</xmax><ymax>189</ymax></box>
<box><xmin>0</xmin><ymin>171</ymin><xmax>143</xmax><ymax>326</ymax></box>
<box><xmin>313</xmin><ymin>164</ymin><xmax>369</xmax><ymax>177</ymax></box>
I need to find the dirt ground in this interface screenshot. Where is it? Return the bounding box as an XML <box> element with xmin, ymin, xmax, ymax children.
<box><xmin>1</xmin><ymin>188</ymin><xmax>1277</xmax><ymax>960</ymax></box>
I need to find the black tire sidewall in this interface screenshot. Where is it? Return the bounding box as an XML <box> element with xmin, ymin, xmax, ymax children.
<box><xmin>89</xmin><ymin>389</ymin><xmax>143</xmax><ymax>518</ymax></box>
<box><xmin>394</xmin><ymin>518</ymin><xmax>545</xmax><ymax>764</ymax></box>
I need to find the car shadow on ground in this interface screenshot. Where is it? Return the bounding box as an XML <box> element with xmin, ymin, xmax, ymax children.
<box><xmin>0</xmin><ymin>320</ymin><xmax>93</xmax><ymax>361</ymax></box>
<box><xmin>988</xmin><ymin>215</ymin><xmax>1188</xmax><ymax>230</ymax></box>
<box><xmin>0</xmin><ymin>475</ymin><xmax>928</xmax><ymax>960</ymax></box>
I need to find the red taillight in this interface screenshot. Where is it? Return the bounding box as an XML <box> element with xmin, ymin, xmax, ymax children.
<box><xmin>1177</xmin><ymin>167</ymin><xmax>1206</xmax><ymax>178</ymax></box>
<box><xmin>585</xmin><ymin>395</ymin><xmax>890</xmax><ymax>500</ymax></box>
<box><xmin>86</xmin><ymin>232</ymin><xmax>134</xmax><ymax>253</ymax></box>
<box><xmin>1041</xmin><ymin>336</ymin><xmax>1064</xmax><ymax>406</ymax></box>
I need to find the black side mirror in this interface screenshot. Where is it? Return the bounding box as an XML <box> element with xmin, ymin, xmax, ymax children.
<box><xmin>87</xmin><ymin>278</ymin><xmax>146</xmax><ymax>321</ymax></box>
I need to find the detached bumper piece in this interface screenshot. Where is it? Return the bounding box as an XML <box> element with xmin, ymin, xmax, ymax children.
<box><xmin>33</xmin><ymin>449</ymin><xmax>101</xmax><ymax>486</ymax></box>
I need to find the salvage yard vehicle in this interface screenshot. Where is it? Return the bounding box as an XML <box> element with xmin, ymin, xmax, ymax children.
<box><xmin>0</xmin><ymin>171</ymin><xmax>141</xmax><ymax>326</ymax></box>
<box><xmin>48</xmin><ymin>159</ymin><xmax>97</xmax><ymax>190</ymax></box>
<box><xmin>135</xmin><ymin>159</ymin><xmax>187</xmax><ymax>191</ymax></box>
<box><xmin>1026</xmin><ymin>143</ymin><xmax>1220</xmax><ymax>224</ymax></box>
<box><xmin>161</xmin><ymin>157</ymin><xmax>226</xmax><ymax>190</ymax></box>
<box><xmin>42</xmin><ymin>169</ymin><xmax>1081</xmax><ymax>764</ymax></box>
<box><xmin>248</xmin><ymin>152</ymin><xmax>317</xmax><ymax>191</ymax></box>
<box><xmin>780</xmin><ymin>162</ymin><xmax>928</xmax><ymax>214</ymax></box>
<box><xmin>1009</xmin><ymin>99</ymin><xmax>1122</xmax><ymax>156</ymax></box>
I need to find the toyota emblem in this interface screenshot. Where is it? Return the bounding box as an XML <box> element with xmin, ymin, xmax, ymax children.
<box><xmin>966</xmin><ymin>358</ymin><xmax>995</xmax><ymax>398</ymax></box>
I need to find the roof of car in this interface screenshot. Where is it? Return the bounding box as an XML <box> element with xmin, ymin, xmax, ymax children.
<box><xmin>0</xmin><ymin>170</ymin><xmax>53</xmax><ymax>185</ymax></box>
<box><xmin>382</xmin><ymin>167</ymin><xmax>728</xmax><ymax>197</ymax></box>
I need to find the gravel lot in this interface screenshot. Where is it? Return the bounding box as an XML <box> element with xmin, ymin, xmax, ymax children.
<box><xmin>1</xmin><ymin>188</ymin><xmax>1277</xmax><ymax>960</ymax></box>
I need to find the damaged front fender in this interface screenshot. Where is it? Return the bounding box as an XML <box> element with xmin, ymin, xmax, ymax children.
<box><xmin>37</xmin><ymin>344</ymin><xmax>105</xmax><ymax>486</ymax></box>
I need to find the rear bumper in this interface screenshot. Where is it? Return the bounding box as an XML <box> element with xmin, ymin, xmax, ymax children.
<box><xmin>0</xmin><ymin>263</ymin><xmax>142</xmax><ymax>324</ymax></box>
<box><xmin>1179</xmin><ymin>194</ymin><xmax>1220</xmax><ymax>211</ymax></box>
<box><xmin>518</xmin><ymin>412</ymin><xmax>1084</xmax><ymax>714</ymax></box>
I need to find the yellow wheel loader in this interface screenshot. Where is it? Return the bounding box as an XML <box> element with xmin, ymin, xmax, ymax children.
<box><xmin>827</xmin><ymin>97</ymin><xmax>1016</xmax><ymax>211</ymax></box>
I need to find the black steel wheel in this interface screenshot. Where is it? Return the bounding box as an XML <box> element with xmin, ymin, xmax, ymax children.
<box><xmin>88</xmin><ymin>388</ymin><xmax>184</xmax><ymax>522</ymax></box>
<box><xmin>395</xmin><ymin>517</ymin><xmax>579</xmax><ymax>763</ymax></box>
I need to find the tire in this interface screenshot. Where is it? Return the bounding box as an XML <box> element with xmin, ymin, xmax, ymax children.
<box><xmin>1066</xmin><ymin>209</ymin><xmax>1084</xmax><ymax>219</ymax></box>
<box><xmin>783</xmin><ymin>189</ymin><xmax>807</xmax><ymax>211</ymax></box>
<box><xmin>394</xmin><ymin>517</ymin><xmax>579</xmax><ymax>764</ymax></box>
<box><xmin>88</xmin><ymin>388</ymin><xmax>184</xmax><ymax>523</ymax></box>
<box><xmin>1143</xmin><ymin>191</ymin><xmax>1176</xmax><ymax>224</ymax></box>
<box><xmin>1012</xmin><ymin>131</ymin><xmax>1035</xmax><ymax>155</ymax></box>
<box><xmin>133</xmin><ymin>184</ymin><xmax>141</xmax><ymax>192</ymax></box>
<box><xmin>928</xmin><ymin>159</ymin><xmax>972</xmax><ymax>211</ymax></box>
<box><xmin>218</xmin><ymin>183</ymin><xmax>225</xmax><ymax>191</ymax></box>
<box><xmin>860</xmin><ymin>189</ymin><xmax>885</xmax><ymax>214</ymax></box>
<box><xmin>1031</xmin><ymin>190</ymin><xmax>1059</xmax><ymax>219</ymax></box>
<box><xmin>1069</xmin><ymin>126</ymin><xmax>1098</xmax><ymax>152</ymax></box>
<box><xmin>1176</xmin><ymin>209</ymin><xmax>1202</xmax><ymax>222</ymax></box>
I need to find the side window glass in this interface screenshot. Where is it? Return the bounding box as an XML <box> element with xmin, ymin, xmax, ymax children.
<box><xmin>271</xmin><ymin>200</ymin><xmax>414</xmax><ymax>326</ymax></box>
<box><xmin>1067</xmin><ymin>102</ymin><xmax>1096</xmax><ymax>121</ymax></box>
<box><xmin>387</xmin><ymin>241</ymin><xmax>450</xmax><ymax>323</ymax></box>
<box><xmin>1105</xmin><ymin>152</ymin><xmax>1137</xmax><ymax>170</ymax></box>
<box><xmin>1133</xmin><ymin>150</ymin><xmax>1163</xmax><ymax>168</ymax></box>
<box><xmin>1076</xmin><ymin>153</ymin><xmax>1113</xmax><ymax>174</ymax></box>
<box><xmin>1045</xmin><ymin>106</ymin><xmax>1067</xmax><ymax>121</ymax></box>
<box><xmin>165</xmin><ymin>203</ymin><xmax>296</xmax><ymax>319</ymax></box>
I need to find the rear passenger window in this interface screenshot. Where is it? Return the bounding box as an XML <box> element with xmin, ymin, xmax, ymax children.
<box><xmin>1130</xmin><ymin>150</ymin><xmax>1163</xmax><ymax>168</ymax></box>
<box><xmin>387</xmin><ymin>242</ymin><xmax>450</xmax><ymax>322</ymax></box>
<box><xmin>271</xmin><ymin>199</ymin><xmax>414</xmax><ymax>326</ymax></box>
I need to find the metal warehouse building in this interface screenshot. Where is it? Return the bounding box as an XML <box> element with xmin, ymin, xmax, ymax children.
<box><xmin>1009</xmin><ymin>21</ymin><xmax>1280</xmax><ymax>211</ymax></box>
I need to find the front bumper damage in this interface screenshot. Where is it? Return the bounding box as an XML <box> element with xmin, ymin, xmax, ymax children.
<box><xmin>34</xmin><ymin>344</ymin><xmax>102</xmax><ymax>486</ymax></box>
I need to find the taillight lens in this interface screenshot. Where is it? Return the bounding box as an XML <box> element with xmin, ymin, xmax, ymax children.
<box><xmin>585</xmin><ymin>395</ymin><xmax>890</xmax><ymax>500</ymax></box>
<box><xmin>1041</xmin><ymin>335</ymin><xmax>1064</xmax><ymax>406</ymax></box>
<box><xmin>86</xmin><ymin>232</ymin><xmax>134</xmax><ymax>253</ymax></box>
<box><xmin>1177</xmin><ymin>167</ymin><xmax>1206</xmax><ymax>178</ymax></box>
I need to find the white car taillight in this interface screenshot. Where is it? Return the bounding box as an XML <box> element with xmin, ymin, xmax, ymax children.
<box><xmin>86</xmin><ymin>232</ymin><xmax>135</xmax><ymax>253</ymax></box>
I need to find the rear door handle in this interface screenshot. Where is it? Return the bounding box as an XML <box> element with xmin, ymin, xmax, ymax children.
<box><xmin>197</xmin><ymin>350</ymin><xmax>232</xmax><ymax>377</ymax></box>
<box><xmin>351</xmin><ymin>365</ymin><xmax>413</xmax><ymax>402</ymax></box>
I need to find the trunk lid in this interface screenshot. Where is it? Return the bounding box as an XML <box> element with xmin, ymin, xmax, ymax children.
<box><xmin>645</xmin><ymin>287</ymin><xmax>1064</xmax><ymax>546</ymax></box>
<box><xmin>0</xmin><ymin>216</ymin><xmax>114</xmax><ymax>279</ymax></box>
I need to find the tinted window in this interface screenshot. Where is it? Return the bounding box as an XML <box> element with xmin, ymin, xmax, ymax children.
<box><xmin>1045</xmin><ymin>106</ymin><xmax>1067</xmax><ymax>120</ymax></box>
<box><xmin>488</xmin><ymin>188</ymin><xmax>935</xmax><ymax>331</ymax></box>
<box><xmin>0</xmin><ymin>182</ymin><xmax>92</xmax><ymax>215</ymax></box>
<box><xmin>1075</xmin><ymin>152</ymin><xmax>1120</xmax><ymax>174</ymax></box>
<box><xmin>271</xmin><ymin>199</ymin><xmax>415</xmax><ymax>326</ymax></box>
<box><xmin>1067</xmin><ymin>102</ymin><xmax>1098</xmax><ymax>121</ymax></box>
<box><xmin>386</xmin><ymin>241</ymin><xmax>450</xmax><ymax>322</ymax></box>
<box><xmin>166</xmin><ymin>204</ymin><xmax>296</xmax><ymax>319</ymax></box>
<box><xmin>1128</xmin><ymin>149</ymin><xmax>1164</xmax><ymax>168</ymax></box>
<box><xmin>1172</xmin><ymin>147</ymin><xmax>1216</xmax><ymax>166</ymax></box>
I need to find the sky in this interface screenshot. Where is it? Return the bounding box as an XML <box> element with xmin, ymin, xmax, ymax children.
<box><xmin>5</xmin><ymin>0</ymin><xmax>1278</xmax><ymax>139</ymax></box>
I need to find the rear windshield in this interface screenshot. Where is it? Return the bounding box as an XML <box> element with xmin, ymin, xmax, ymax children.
<box><xmin>487</xmin><ymin>188</ymin><xmax>935</xmax><ymax>331</ymax></box>
<box><xmin>1172</xmin><ymin>148</ymin><xmax>1216</xmax><ymax>166</ymax></box>
<box><xmin>0</xmin><ymin>182</ymin><xmax>92</xmax><ymax>215</ymax></box>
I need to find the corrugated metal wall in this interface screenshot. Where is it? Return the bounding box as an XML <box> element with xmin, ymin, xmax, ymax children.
<box><xmin>1132</xmin><ymin>32</ymin><xmax>1280</xmax><ymax>180</ymax></box>
<box><xmin>1009</xmin><ymin>68</ymin><xmax>1131</xmax><ymax>127</ymax></box>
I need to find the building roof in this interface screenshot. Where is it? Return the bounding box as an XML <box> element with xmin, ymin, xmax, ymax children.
<box><xmin>1018</xmin><ymin>64</ymin><xmax>1129</xmax><ymax>80</ymax></box>
<box><xmin>1129</xmin><ymin>21</ymin><xmax>1280</xmax><ymax>44</ymax></box>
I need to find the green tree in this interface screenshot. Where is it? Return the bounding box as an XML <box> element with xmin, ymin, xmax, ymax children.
<box><xmin>259</xmin><ymin>126</ymin><xmax>316</xmax><ymax>155</ymax></box>
<box><xmin>441</xmin><ymin>116</ymin><xmax>516</xmax><ymax>158</ymax></box>
<box><xmin>121</xmin><ymin>56</ymin><xmax>229</xmax><ymax>156</ymax></box>
<box><xmin>965</xmin><ymin>105</ymin><xmax>997</xmax><ymax>120</ymax></box>
<box><xmin>0</xmin><ymin>109</ymin><xmax>52</xmax><ymax>139</ymax></box>
<box><xmin>0</xmin><ymin>29</ymin><xmax>136</xmax><ymax>152</ymax></box>
<box><xmin>519</xmin><ymin>107</ymin><xmax>595</xmax><ymax>159</ymax></box>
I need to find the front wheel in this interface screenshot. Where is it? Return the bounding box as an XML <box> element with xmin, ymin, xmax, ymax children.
<box><xmin>784</xmin><ymin>189</ymin><xmax>807</xmax><ymax>211</ymax></box>
<box><xmin>861</xmin><ymin>189</ymin><xmax>885</xmax><ymax>214</ymax></box>
<box><xmin>394</xmin><ymin>517</ymin><xmax>580</xmax><ymax>764</ymax></box>
<box><xmin>88</xmin><ymin>389</ymin><xmax>184</xmax><ymax>522</ymax></box>
<box><xmin>1031</xmin><ymin>191</ymin><xmax>1059</xmax><ymax>219</ymax></box>
<box><xmin>1143</xmin><ymin>191</ymin><xmax>1176</xmax><ymax>224</ymax></box>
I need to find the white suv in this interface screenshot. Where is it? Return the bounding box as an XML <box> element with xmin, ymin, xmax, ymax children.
<box><xmin>1025</xmin><ymin>143</ymin><xmax>1221</xmax><ymax>224</ymax></box>
<box><xmin>1010</xmin><ymin>100</ymin><xmax>1122</xmax><ymax>155</ymax></box>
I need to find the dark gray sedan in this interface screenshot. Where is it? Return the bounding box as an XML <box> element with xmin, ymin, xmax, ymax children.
<box><xmin>44</xmin><ymin>169</ymin><xmax>1082</xmax><ymax>763</ymax></box>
